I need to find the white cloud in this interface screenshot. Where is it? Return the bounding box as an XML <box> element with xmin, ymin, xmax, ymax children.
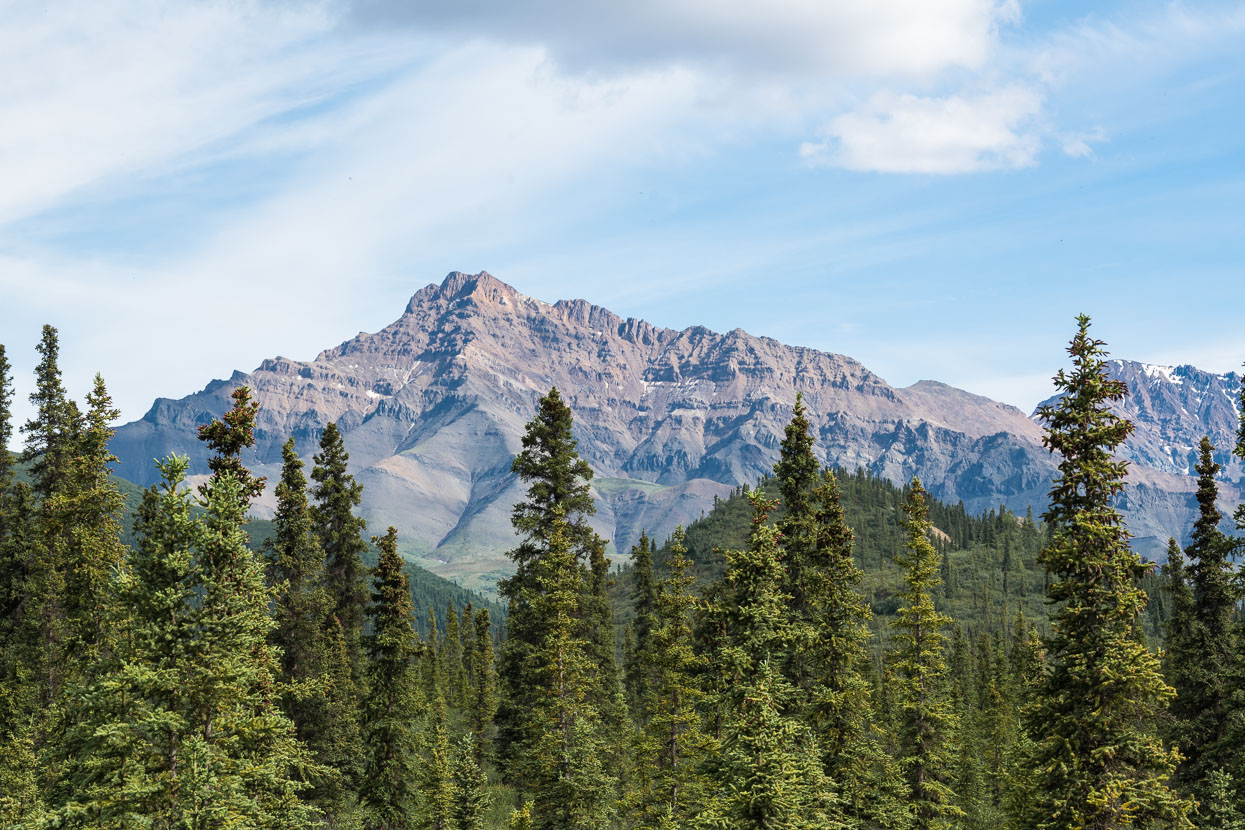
<box><xmin>801</xmin><ymin>85</ymin><xmax>1044</xmax><ymax>174</ymax></box>
<box><xmin>346</xmin><ymin>0</ymin><xmax>1017</xmax><ymax>80</ymax></box>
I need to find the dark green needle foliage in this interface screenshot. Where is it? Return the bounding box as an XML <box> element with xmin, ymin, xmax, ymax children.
<box><xmin>1023</xmin><ymin>315</ymin><xmax>1190</xmax><ymax>830</ymax></box>
<box><xmin>267</xmin><ymin>437</ymin><xmax>364</xmax><ymax>828</ymax></box>
<box><xmin>699</xmin><ymin>493</ymin><xmax>837</xmax><ymax>830</ymax></box>
<box><xmin>311</xmin><ymin>422</ymin><xmax>371</xmax><ymax>682</ymax></box>
<box><xmin>22</xmin><ymin>324</ymin><xmax>81</xmax><ymax>501</ymax></box>
<box><xmin>467</xmin><ymin>608</ymin><xmax>497</xmax><ymax>759</ymax></box>
<box><xmin>49</xmin><ymin>454</ymin><xmax>319</xmax><ymax>828</ymax></box>
<box><xmin>890</xmin><ymin>478</ymin><xmax>961</xmax><ymax>830</ymax></box>
<box><xmin>495</xmin><ymin>387</ymin><xmax>619</xmax><ymax>784</ymax></box>
<box><xmin>630</xmin><ymin>527</ymin><xmax>713</xmax><ymax>828</ymax></box>
<box><xmin>362</xmin><ymin>526</ymin><xmax>424</xmax><ymax>830</ymax></box>
<box><xmin>1167</xmin><ymin>437</ymin><xmax>1238</xmax><ymax>798</ymax></box>
<box><xmin>451</xmin><ymin>734</ymin><xmax>491</xmax><ymax>830</ymax></box>
<box><xmin>514</xmin><ymin>512</ymin><xmax>616</xmax><ymax>830</ymax></box>
<box><xmin>197</xmin><ymin>385</ymin><xmax>266</xmax><ymax>504</ymax></box>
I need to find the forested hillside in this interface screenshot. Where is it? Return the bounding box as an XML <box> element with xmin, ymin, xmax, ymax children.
<box><xmin>2</xmin><ymin>317</ymin><xmax>1243</xmax><ymax>829</ymax></box>
<box><xmin>612</xmin><ymin>468</ymin><xmax>1170</xmax><ymax>647</ymax></box>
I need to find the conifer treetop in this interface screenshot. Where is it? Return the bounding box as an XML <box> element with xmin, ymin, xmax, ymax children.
<box><xmin>510</xmin><ymin>387</ymin><xmax>598</xmax><ymax>556</ymax></box>
<box><xmin>197</xmin><ymin>385</ymin><xmax>266</xmax><ymax>503</ymax></box>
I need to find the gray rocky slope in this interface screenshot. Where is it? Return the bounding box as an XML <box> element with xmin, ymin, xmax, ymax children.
<box><xmin>111</xmin><ymin>272</ymin><xmax>1241</xmax><ymax>591</ymax></box>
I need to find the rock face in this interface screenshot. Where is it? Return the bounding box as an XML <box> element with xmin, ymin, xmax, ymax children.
<box><xmin>111</xmin><ymin>272</ymin><xmax>1241</xmax><ymax>590</ymax></box>
<box><xmin>1032</xmin><ymin>360</ymin><xmax>1242</xmax><ymax>555</ymax></box>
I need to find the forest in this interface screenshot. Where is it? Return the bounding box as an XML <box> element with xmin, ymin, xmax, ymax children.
<box><xmin>2</xmin><ymin>313</ymin><xmax>1244</xmax><ymax>830</ymax></box>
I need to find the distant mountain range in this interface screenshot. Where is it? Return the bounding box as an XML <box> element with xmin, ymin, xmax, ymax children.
<box><xmin>111</xmin><ymin>271</ymin><xmax>1242</xmax><ymax>592</ymax></box>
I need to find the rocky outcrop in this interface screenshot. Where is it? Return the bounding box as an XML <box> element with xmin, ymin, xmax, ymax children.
<box><xmin>111</xmin><ymin>272</ymin><xmax>1239</xmax><ymax>590</ymax></box>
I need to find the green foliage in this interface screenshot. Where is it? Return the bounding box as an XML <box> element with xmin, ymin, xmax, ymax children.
<box><xmin>197</xmin><ymin>385</ymin><xmax>266</xmax><ymax>504</ymax></box>
<box><xmin>421</xmin><ymin>696</ymin><xmax>455</xmax><ymax>830</ymax></box>
<box><xmin>451</xmin><ymin>735</ymin><xmax>491</xmax><ymax>830</ymax></box>
<box><xmin>311</xmin><ymin>422</ymin><xmax>371</xmax><ymax>682</ymax></box>
<box><xmin>628</xmin><ymin>528</ymin><xmax>713</xmax><ymax>827</ymax></box>
<box><xmin>495</xmin><ymin>387</ymin><xmax>618</xmax><ymax>785</ymax></box>
<box><xmin>267</xmin><ymin>437</ymin><xmax>364</xmax><ymax>828</ymax></box>
<box><xmin>889</xmin><ymin>479</ymin><xmax>961</xmax><ymax>830</ymax></box>
<box><xmin>21</xmin><ymin>324</ymin><xmax>81</xmax><ymax>501</ymax></box>
<box><xmin>361</xmin><ymin>527</ymin><xmax>425</xmax><ymax>830</ymax></box>
<box><xmin>468</xmin><ymin>609</ymin><xmax>497</xmax><ymax>760</ymax></box>
<box><xmin>1023</xmin><ymin>315</ymin><xmax>1190</xmax><ymax>830</ymax></box>
<box><xmin>1167</xmin><ymin>438</ymin><xmax>1240</xmax><ymax>801</ymax></box>
<box><xmin>46</xmin><ymin>456</ymin><xmax>319</xmax><ymax>828</ymax></box>
<box><xmin>699</xmin><ymin>493</ymin><xmax>836</xmax><ymax>830</ymax></box>
<box><xmin>515</xmin><ymin>514</ymin><xmax>617</xmax><ymax>829</ymax></box>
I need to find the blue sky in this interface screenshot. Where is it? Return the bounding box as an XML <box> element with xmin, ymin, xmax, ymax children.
<box><xmin>2</xmin><ymin>0</ymin><xmax>1243</xmax><ymax>442</ymax></box>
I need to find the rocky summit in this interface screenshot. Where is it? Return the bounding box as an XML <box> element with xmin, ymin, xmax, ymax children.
<box><xmin>111</xmin><ymin>271</ymin><xmax>1241</xmax><ymax>591</ymax></box>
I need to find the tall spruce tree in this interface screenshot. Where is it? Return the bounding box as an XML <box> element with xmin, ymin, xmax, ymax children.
<box><xmin>50</xmin><ymin>375</ymin><xmax>127</xmax><ymax>669</ymax></box>
<box><xmin>624</xmin><ymin>531</ymin><xmax>659</xmax><ymax>719</ymax></box>
<box><xmin>0</xmin><ymin>343</ymin><xmax>13</xmax><ymax>519</ymax></box>
<box><xmin>311</xmin><ymin>422</ymin><xmax>370</xmax><ymax>682</ymax></box>
<box><xmin>630</xmin><ymin>527</ymin><xmax>713</xmax><ymax>828</ymax></box>
<box><xmin>266</xmin><ymin>436</ymin><xmax>363</xmax><ymax>828</ymax></box>
<box><xmin>422</xmin><ymin>695</ymin><xmax>455</xmax><ymax>830</ymax></box>
<box><xmin>0</xmin><ymin>344</ymin><xmax>45</xmax><ymax>823</ymax></box>
<box><xmin>772</xmin><ymin>397</ymin><xmax>905</xmax><ymax>828</ymax></box>
<box><xmin>1161</xmin><ymin>540</ymin><xmax>1194</xmax><ymax>702</ymax></box>
<box><xmin>1168</xmin><ymin>437</ymin><xmax>1238</xmax><ymax>796</ymax></box>
<box><xmin>513</xmin><ymin>512</ymin><xmax>616</xmax><ymax>830</ymax></box>
<box><xmin>700</xmin><ymin>493</ymin><xmax>836</xmax><ymax>830</ymax></box>
<box><xmin>812</xmin><ymin>470</ymin><xmax>907</xmax><ymax>830</ymax></box>
<box><xmin>197</xmin><ymin>385</ymin><xmax>266</xmax><ymax>504</ymax></box>
<box><xmin>49</xmin><ymin>449</ymin><xmax>319</xmax><ymax>828</ymax></box>
<box><xmin>1024</xmin><ymin>315</ymin><xmax>1190</xmax><ymax>829</ymax></box>
<box><xmin>22</xmin><ymin>324</ymin><xmax>81</xmax><ymax>501</ymax></box>
<box><xmin>889</xmin><ymin>478</ymin><xmax>961</xmax><ymax>830</ymax></box>
<box><xmin>495</xmin><ymin>387</ymin><xmax>612</xmax><ymax>779</ymax></box>
<box><xmin>451</xmin><ymin>734</ymin><xmax>491</xmax><ymax>830</ymax></box>
<box><xmin>468</xmin><ymin>608</ymin><xmax>496</xmax><ymax>760</ymax></box>
<box><xmin>361</xmin><ymin>526</ymin><xmax>424</xmax><ymax>830</ymax></box>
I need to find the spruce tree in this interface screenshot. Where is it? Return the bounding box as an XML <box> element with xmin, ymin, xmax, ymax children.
<box><xmin>21</xmin><ymin>324</ymin><xmax>80</xmax><ymax>501</ymax></box>
<box><xmin>361</xmin><ymin>527</ymin><xmax>424</xmax><ymax>830</ymax></box>
<box><xmin>184</xmin><ymin>460</ymin><xmax>320</xmax><ymax>826</ymax></box>
<box><xmin>700</xmin><ymin>493</ymin><xmax>836</xmax><ymax>830</ymax></box>
<box><xmin>624</xmin><ymin>531</ymin><xmax>659</xmax><ymax>720</ymax></box>
<box><xmin>47</xmin><ymin>455</ymin><xmax>318</xmax><ymax>827</ymax></box>
<box><xmin>50</xmin><ymin>375</ymin><xmax>127</xmax><ymax>669</ymax></box>
<box><xmin>311</xmin><ymin>422</ymin><xmax>370</xmax><ymax>682</ymax></box>
<box><xmin>468</xmin><ymin>609</ymin><xmax>497</xmax><ymax>760</ymax></box>
<box><xmin>422</xmin><ymin>695</ymin><xmax>455</xmax><ymax>830</ymax></box>
<box><xmin>197</xmin><ymin>385</ymin><xmax>266</xmax><ymax>504</ymax></box>
<box><xmin>495</xmin><ymin>387</ymin><xmax>609</xmax><ymax>780</ymax></box>
<box><xmin>1172</xmin><ymin>436</ymin><xmax>1238</xmax><ymax>792</ymax></box>
<box><xmin>1023</xmin><ymin>315</ymin><xmax>1190</xmax><ymax>829</ymax></box>
<box><xmin>451</xmin><ymin>735</ymin><xmax>491</xmax><ymax>830</ymax></box>
<box><xmin>267</xmin><ymin>436</ymin><xmax>363</xmax><ymax>828</ymax></box>
<box><xmin>0</xmin><ymin>343</ymin><xmax>13</xmax><ymax>515</ymax></box>
<box><xmin>775</xmin><ymin>392</ymin><xmax>820</xmax><ymax>617</ymax></box>
<box><xmin>631</xmin><ymin>527</ymin><xmax>712</xmax><ymax>827</ymax></box>
<box><xmin>889</xmin><ymin>478</ymin><xmax>961</xmax><ymax>830</ymax></box>
<box><xmin>808</xmin><ymin>470</ymin><xmax>905</xmax><ymax>829</ymax></box>
<box><xmin>513</xmin><ymin>512</ymin><xmax>616</xmax><ymax>829</ymax></box>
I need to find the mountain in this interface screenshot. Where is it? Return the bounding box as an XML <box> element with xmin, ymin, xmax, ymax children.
<box><xmin>1032</xmin><ymin>359</ymin><xmax>1242</xmax><ymax>556</ymax></box>
<box><xmin>111</xmin><ymin>271</ymin><xmax>1240</xmax><ymax>591</ymax></box>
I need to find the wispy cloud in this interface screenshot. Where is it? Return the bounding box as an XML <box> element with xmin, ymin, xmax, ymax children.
<box><xmin>801</xmin><ymin>85</ymin><xmax>1044</xmax><ymax>173</ymax></box>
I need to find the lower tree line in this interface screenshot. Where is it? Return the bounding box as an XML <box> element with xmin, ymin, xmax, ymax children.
<box><xmin>2</xmin><ymin>315</ymin><xmax>1244</xmax><ymax>828</ymax></box>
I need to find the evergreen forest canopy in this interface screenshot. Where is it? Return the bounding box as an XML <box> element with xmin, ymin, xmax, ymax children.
<box><xmin>1</xmin><ymin>315</ymin><xmax>1244</xmax><ymax>829</ymax></box>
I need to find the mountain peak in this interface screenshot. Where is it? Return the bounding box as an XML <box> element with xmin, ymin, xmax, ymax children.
<box><xmin>407</xmin><ymin>270</ymin><xmax>517</xmax><ymax>313</ymax></box>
